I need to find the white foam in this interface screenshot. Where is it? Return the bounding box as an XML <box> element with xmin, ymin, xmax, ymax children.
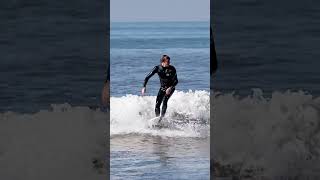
<box><xmin>212</xmin><ymin>89</ymin><xmax>320</xmax><ymax>177</ymax></box>
<box><xmin>3</xmin><ymin>88</ymin><xmax>319</xmax><ymax>178</ymax></box>
<box><xmin>110</xmin><ymin>90</ymin><xmax>210</xmax><ymax>137</ymax></box>
<box><xmin>0</xmin><ymin>104</ymin><xmax>107</xmax><ymax>180</ymax></box>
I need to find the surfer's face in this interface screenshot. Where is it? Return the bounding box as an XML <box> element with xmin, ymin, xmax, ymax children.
<box><xmin>162</xmin><ymin>59</ymin><xmax>170</xmax><ymax>67</ymax></box>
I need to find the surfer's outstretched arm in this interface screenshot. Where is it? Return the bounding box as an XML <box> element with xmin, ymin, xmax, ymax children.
<box><xmin>143</xmin><ymin>66</ymin><xmax>158</xmax><ymax>87</ymax></box>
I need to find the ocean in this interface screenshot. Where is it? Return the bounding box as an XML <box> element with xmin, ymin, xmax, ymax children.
<box><xmin>110</xmin><ymin>21</ymin><xmax>210</xmax><ymax>179</ymax></box>
<box><xmin>213</xmin><ymin>0</ymin><xmax>320</xmax><ymax>179</ymax></box>
<box><xmin>1</xmin><ymin>0</ymin><xmax>320</xmax><ymax>179</ymax></box>
<box><xmin>0</xmin><ymin>1</ymin><xmax>108</xmax><ymax>179</ymax></box>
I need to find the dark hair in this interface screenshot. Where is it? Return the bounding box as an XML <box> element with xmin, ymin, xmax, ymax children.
<box><xmin>160</xmin><ymin>55</ymin><xmax>170</xmax><ymax>63</ymax></box>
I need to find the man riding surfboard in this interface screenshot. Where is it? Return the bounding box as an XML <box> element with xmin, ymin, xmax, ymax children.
<box><xmin>141</xmin><ymin>55</ymin><xmax>178</xmax><ymax>122</ymax></box>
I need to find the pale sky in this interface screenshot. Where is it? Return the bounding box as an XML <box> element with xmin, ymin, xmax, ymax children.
<box><xmin>110</xmin><ymin>0</ymin><xmax>210</xmax><ymax>22</ymax></box>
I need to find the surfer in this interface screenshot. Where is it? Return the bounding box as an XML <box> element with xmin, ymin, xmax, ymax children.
<box><xmin>141</xmin><ymin>55</ymin><xmax>178</xmax><ymax>122</ymax></box>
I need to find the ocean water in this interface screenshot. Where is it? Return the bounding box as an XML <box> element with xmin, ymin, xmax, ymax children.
<box><xmin>0</xmin><ymin>1</ymin><xmax>108</xmax><ymax>179</ymax></box>
<box><xmin>0</xmin><ymin>2</ymin><xmax>107</xmax><ymax>113</ymax></box>
<box><xmin>2</xmin><ymin>0</ymin><xmax>319</xmax><ymax>179</ymax></box>
<box><xmin>212</xmin><ymin>0</ymin><xmax>320</xmax><ymax>179</ymax></box>
<box><xmin>214</xmin><ymin>0</ymin><xmax>320</xmax><ymax>96</ymax></box>
<box><xmin>110</xmin><ymin>21</ymin><xmax>210</xmax><ymax>96</ymax></box>
<box><xmin>110</xmin><ymin>21</ymin><xmax>210</xmax><ymax>179</ymax></box>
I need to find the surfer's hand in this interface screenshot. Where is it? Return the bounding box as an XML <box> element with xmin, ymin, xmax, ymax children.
<box><xmin>141</xmin><ymin>87</ymin><xmax>146</xmax><ymax>95</ymax></box>
<box><xmin>166</xmin><ymin>87</ymin><xmax>172</xmax><ymax>95</ymax></box>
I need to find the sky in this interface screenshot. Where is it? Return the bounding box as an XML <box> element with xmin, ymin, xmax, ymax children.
<box><xmin>110</xmin><ymin>0</ymin><xmax>210</xmax><ymax>22</ymax></box>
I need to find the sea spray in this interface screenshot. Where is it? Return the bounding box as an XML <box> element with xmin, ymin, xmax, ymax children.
<box><xmin>212</xmin><ymin>89</ymin><xmax>320</xmax><ymax>178</ymax></box>
<box><xmin>0</xmin><ymin>104</ymin><xmax>107</xmax><ymax>179</ymax></box>
<box><xmin>110</xmin><ymin>90</ymin><xmax>210</xmax><ymax>137</ymax></box>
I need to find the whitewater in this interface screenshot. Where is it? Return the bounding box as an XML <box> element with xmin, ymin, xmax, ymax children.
<box><xmin>1</xmin><ymin>89</ymin><xmax>320</xmax><ymax>179</ymax></box>
<box><xmin>110</xmin><ymin>90</ymin><xmax>210</xmax><ymax>137</ymax></box>
<box><xmin>0</xmin><ymin>104</ymin><xmax>108</xmax><ymax>179</ymax></box>
<box><xmin>212</xmin><ymin>89</ymin><xmax>320</xmax><ymax>179</ymax></box>
<box><xmin>110</xmin><ymin>90</ymin><xmax>210</xmax><ymax>179</ymax></box>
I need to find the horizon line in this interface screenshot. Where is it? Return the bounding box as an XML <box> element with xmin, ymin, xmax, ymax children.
<box><xmin>110</xmin><ymin>19</ymin><xmax>210</xmax><ymax>23</ymax></box>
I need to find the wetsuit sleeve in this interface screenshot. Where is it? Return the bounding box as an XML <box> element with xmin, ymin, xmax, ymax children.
<box><xmin>171</xmin><ymin>67</ymin><xmax>178</xmax><ymax>87</ymax></box>
<box><xmin>143</xmin><ymin>66</ymin><xmax>158</xmax><ymax>87</ymax></box>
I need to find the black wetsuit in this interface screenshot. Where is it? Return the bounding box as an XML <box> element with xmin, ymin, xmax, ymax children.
<box><xmin>143</xmin><ymin>65</ymin><xmax>178</xmax><ymax>117</ymax></box>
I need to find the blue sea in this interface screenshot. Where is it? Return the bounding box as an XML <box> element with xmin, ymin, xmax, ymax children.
<box><xmin>110</xmin><ymin>21</ymin><xmax>210</xmax><ymax>96</ymax></box>
<box><xmin>214</xmin><ymin>0</ymin><xmax>320</xmax><ymax>96</ymax></box>
<box><xmin>213</xmin><ymin>0</ymin><xmax>320</xmax><ymax>179</ymax></box>
<box><xmin>1</xmin><ymin>0</ymin><xmax>320</xmax><ymax>179</ymax></box>
<box><xmin>0</xmin><ymin>2</ymin><xmax>108</xmax><ymax>179</ymax></box>
<box><xmin>110</xmin><ymin>21</ymin><xmax>210</xmax><ymax>180</ymax></box>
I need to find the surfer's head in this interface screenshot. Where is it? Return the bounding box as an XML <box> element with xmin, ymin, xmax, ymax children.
<box><xmin>160</xmin><ymin>55</ymin><xmax>170</xmax><ymax>67</ymax></box>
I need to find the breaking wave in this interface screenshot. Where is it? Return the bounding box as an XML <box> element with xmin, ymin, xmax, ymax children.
<box><xmin>110</xmin><ymin>90</ymin><xmax>210</xmax><ymax>137</ymax></box>
<box><xmin>212</xmin><ymin>89</ymin><xmax>320</xmax><ymax>178</ymax></box>
<box><xmin>0</xmin><ymin>104</ymin><xmax>107</xmax><ymax>179</ymax></box>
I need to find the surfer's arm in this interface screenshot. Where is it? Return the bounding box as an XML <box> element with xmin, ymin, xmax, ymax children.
<box><xmin>171</xmin><ymin>67</ymin><xmax>178</xmax><ymax>88</ymax></box>
<box><xmin>143</xmin><ymin>66</ymin><xmax>158</xmax><ymax>87</ymax></box>
<box><xmin>171</xmin><ymin>74</ymin><xmax>178</xmax><ymax>88</ymax></box>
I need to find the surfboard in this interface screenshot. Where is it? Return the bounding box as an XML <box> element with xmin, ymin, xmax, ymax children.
<box><xmin>149</xmin><ymin>116</ymin><xmax>161</xmax><ymax>122</ymax></box>
<box><xmin>148</xmin><ymin>116</ymin><xmax>170</xmax><ymax>129</ymax></box>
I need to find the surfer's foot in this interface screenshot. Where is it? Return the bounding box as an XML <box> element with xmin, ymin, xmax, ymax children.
<box><xmin>158</xmin><ymin>116</ymin><xmax>163</xmax><ymax>123</ymax></box>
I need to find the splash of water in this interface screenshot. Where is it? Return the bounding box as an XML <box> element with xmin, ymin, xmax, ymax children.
<box><xmin>110</xmin><ymin>90</ymin><xmax>210</xmax><ymax>137</ymax></box>
<box><xmin>212</xmin><ymin>89</ymin><xmax>320</xmax><ymax>178</ymax></box>
<box><xmin>0</xmin><ymin>104</ymin><xmax>107</xmax><ymax>179</ymax></box>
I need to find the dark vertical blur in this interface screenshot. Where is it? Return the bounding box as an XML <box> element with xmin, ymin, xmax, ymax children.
<box><xmin>105</xmin><ymin>0</ymin><xmax>110</xmax><ymax>177</ymax></box>
<box><xmin>210</xmin><ymin>23</ymin><xmax>218</xmax><ymax>76</ymax></box>
<box><xmin>210</xmin><ymin>0</ymin><xmax>218</xmax><ymax>178</ymax></box>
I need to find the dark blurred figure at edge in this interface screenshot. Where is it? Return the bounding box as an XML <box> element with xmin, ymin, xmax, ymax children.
<box><xmin>101</xmin><ymin>63</ymin><xmax>110</xmax><ymax>111</ymax></box>
<box><xmin>211</xmin><ymin>26</ymin><xmax>218</xmax><ymax>76</ymax></box>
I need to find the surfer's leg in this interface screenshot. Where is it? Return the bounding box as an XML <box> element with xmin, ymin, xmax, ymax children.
<box><xmin>155</xmin><ymin>88</ymin><xmax>165</xmax><ymax>117</ymax></box>
<box><xmin>161</xmin><ymin>87</ymin><xmax>175</xmax><ymax>117</ymax></box>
